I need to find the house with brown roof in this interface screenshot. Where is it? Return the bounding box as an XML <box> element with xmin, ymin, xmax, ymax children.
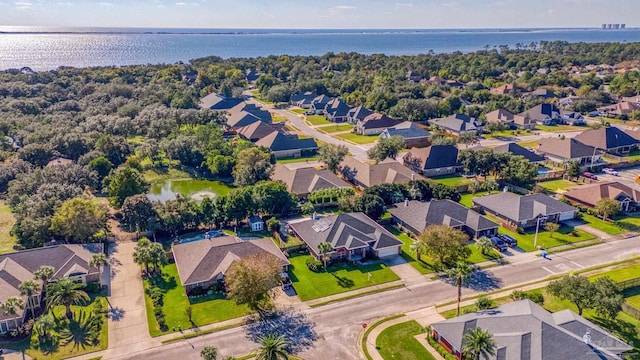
<box><xmin>573</xmin><ymin>126</ymin><xmax>639</xmax><ymax>154</ymax></box>
<box><xmin>403</xmin><ymin>145</ymin><xmax>461</xmax><ymax>177</ymax></box>
<box><xmin>356</xmin><ymin>113</ymin><xmax>403</xmax><ymax>135</ymax></box>
<box><xmin>228</xmin><ymin>103</ymin><xmax>272</xmax><ymax>122</ymax></box>
<box><xmin>490</xmin><ymin>83</ymin><xmax>516</xmax><ymax>95</ymax></box>
<box><xmin>340</xmin><ymin>156</ymin><xmax>424</xmax><ymax>188</ymax></box>
<box><xmin>271</xmin><ymin>164</ymin><xmax>352</xmax><ymax>199</ymax></box>
<box><xmin>564</xmin><ymin>181</ymin><xmax>640</xmax><ymax>212</ymax></box>
<box><xmin>0</xmin><ymin>244</ymin><xmax>104</xmax><ymax>333</ymax></box>
<box><xmin>598</xmin><ymin>101</ymin><xmax>640</xmax><ymax>117</ymax></box>
<box><xmin>199</xmin><ymin>92</ymin><xmax>244</xmax><ymax>111</ymax></box>
<box><xmin>172</xmin><ymin>236</ymin><xmax>289</xmax><ymax>294</ymax></box>
<box><xmin>535</xmin><ymin>138</ymin><xmax>599</xmax><ymax>165</ymax></box>
<box><xmin>485</xmin><ymin>109</ymin><xmax>534</xmax><ymax>129</ymax></box>
<box><xmin>289</xmin><ymin>213</ymin><xmax>403</xmax><ymax>260</ymax></box>
<box><xmin>235</xmin><ymin>121</ymin><xmax>282</xmax><ymax>142</ymax></box>
<box><xmin>255</xmin><ymin>131</ymin><xmax>318</xmax><ymax>159</ymax></box>
<box><xmin>46</xmin><ymin>157</ymin><xmax>74</xmax><ymax>168</ymax></box>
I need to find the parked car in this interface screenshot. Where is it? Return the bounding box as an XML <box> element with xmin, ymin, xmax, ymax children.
<box><xmin>304</xmin><ymin>110</ymin><xmax>315</xmax><ymax>115</ymax></box>
<box><xmin>602</xmin><ymin>168</ymin><xmax>619</xmax><ymax>176</ymax></box>
<box><xmin>583</xmin><ymin>172</ymin><xmax>598</xmax><ymax>180</ymax></box>
<box><xmin>491</xmin><ymin>237</ymin><xmax>508</xmax><ymax>252</ymax></box>
<box><xmin>496</xmin><ymin>234</ymin><xmax>517</xmax><ymax>247</ymax></box>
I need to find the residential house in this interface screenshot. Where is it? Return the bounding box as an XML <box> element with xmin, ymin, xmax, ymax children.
<box><xmin>340</xmin><ymin>156</ymin><xmax>425</xmax><ymax>188</ymax></box>
<box><xmin>557</xmin><ymin>96</ymin><xmax>584</xmax><ymax>109</ymax></box>
<box><xmin>535</xmin><ymin>138</ymin><xmax>599</xmax><ymax>165</ymax></box>
<box><xmin>407</xmin><ymin>71</ymin><xmax>422</xmax><ymax>82</ymax></box>
<box><xmin>346</xmin><ymin>105</ymin><xmax>374</xmax><ymax>124</ymax></box>
<box><xmin>235</xmin><ymin>121</ymin><xmax>282</xmax><ymax>142</ymax></box>
<box><xmin>172</xmin><ymin>236</ymin><xmax>288</xmax><ymax>294</ymax></box>
<box><xmin>597</xmin><ymin>101</ymin><xmax>640</xmax><ymax>118</ymax></box>
<box><xmin>289</xmin><ymin>212</ymin><xmax>403</xmax><ymax>260</ymax></box>
<box><xmin>199</xmin><ymin>92</ymin><xmax>244</xmax><ymax>111</ymax></box>
<box><xmin>485</xmin><ymin>109</ymin><xmax>534</xmax><ymax>129</ymax></box>
<box><xmin>492</xmin><ymin>142</ymin><xmax>545</xmax><ymax>163</ymax></box>
<box><xmin>289</xmin><ymin>92</ymin><xmax>318</xmax><ymax>109</ymax></box>
<box><xmin>446</xmin><ymin>80</ymin><xmax>464</xmax><ymax>89</ymax></box>
<box><xmin>472</xmin><ymin>192</ymin><xmax>577</xmax><ymax>229</ymax></box>
<box><xmin>323</xmin><ymin>98</ymin><xmax>351</xmax><ymax>123</ymax></box>
<box><xmin>271</xmin><ymin>164</ymin><xmax>352</xmax><ymax>199</ymax></box>
<box><xmin>389</xmin><ymin>200</ymin><xmax>499</xmax><ymax>239</ymax></box>
<box><xmin>228</xmin><ymin>103</ymin><xmax>272</xmax><ymax>122</ymax></box>
<box><xmin>380</xmin><ymin>121</ymin><xmax>430</xmax><ymax>148</ymax></box>
<box><xmin>560</xmin><ymin>110</ymin><xmax>586</xmax><ymax>125</ymax></box>
<box><xmin>429</xmin><ymin>114</ymin><xmax>481</xmax><ymax>136</ymax></box>
<box><xmin>310</xmin><ymin>95</ymin><xmax>331</xmax><ymax>115</ymax></box>
<box><xmin>522</xmin><ymin>88</ymin><xmax>557</xmax><ymax>99</ymax></box>
<box><xmin>573</xmin><ymin>126</ymin><xmax>639</xmax><ymax>154</ymax></box>
<box><xmin>403</xmin><ymin>145</ymin><xmax>460</xmax><ymax>177</ymax></box>
<box><xmin>519</xmin><ymin>104</ymin><xmax>562</xmax><ymax>125</ymax></box>
<box><xmin>255</xmin><ymin>131</ymin><xmax>318</xmax><ymax>159</ymax></box>
<box><xmin>564</xmin><ymin>181</ymin><xmax>640</xmax><ymax>212</ymax></box>
<box><xmin>490</xmin><ymin>84</ymin><xmax>516</xmax><ymax>95</ymax></box>
<box><xmin>424</xmin><ymin>76</ymin><xmax>446</xmax><ymax>85</ymax></box>
<box><xmin>355</xmin><ymin>113</ymin><xmax>403</xmax><ymax>136</ymax></box>
<box><xmin>226</xmin><ymin>111</ymin><xmax>264</xmax><ymax>129</ymax></box>
<box><xmin>248</xmin><ymin>216</ymin><xmax>264</xmax><ymax>232</ymax></box>
<box><xmin>431</xmin><ymin>299</ymin><xmax>632</xmax><ymax>360</ymax></box>
<box><xmin>244</xmin><ymin>69</ymin><xmax>259</xmax><ymax>83</ymax></box>
<box><xmin>0</xmin><ymin>244</ymin><xmax>104</xmax><ymax>333</ymax></box>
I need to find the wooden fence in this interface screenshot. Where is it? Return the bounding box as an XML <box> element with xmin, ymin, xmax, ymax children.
<box><xmin>619</xmin><ymin>277</ymin><xmax>640</xmax><ymax>320</ymax></box>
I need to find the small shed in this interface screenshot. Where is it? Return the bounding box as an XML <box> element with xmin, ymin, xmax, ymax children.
<box><xmin>248</xmin><ymin>215</ymin><xmax>264</xmax><ymax>232</ymax></box>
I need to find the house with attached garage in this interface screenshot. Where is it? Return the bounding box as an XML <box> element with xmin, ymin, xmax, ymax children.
<box><xmin>573</xmin><ymin>126</ymin><xmax>640</xmax><ymax>155</ymax></box>
<box><xmin>492</xmin><ymin>142</ymin><xmax>545</xmax><ymax>163</ymax></box>
<box><xmin>472</xmin><ymin>192</ymin><xmax>577</xmax><ymax>229</ymax></box>
<box><xmin>271</xmin><ymin>164</ymin><xmax>352</xmax><ymax>199</ymax></box>
<box><xmin>310</xmin><ymin>94</ymin><xmax>331</xmax><ymax>115</ymax></box>
<box><xmin>431</xmin><ymin>299</ymin><xmax>632</xmax><ymax>360</ymax></box>
<box><xmin>289</xmin><ymin>92</ymin><xmax>318</xmax><ymax>109</ymax></box>
<box><xmin>340</xmin><ymin>156</ymin><xmax>425</xmax><ymax>189</ymax></box>
<box><xmin>389</xmin><ymin>199</ymin><xmax>499</xmax><ymax>239</ymax></box>
<box><xmin>402</xmin><ymin>145</ymin><xmax>460</xmax><ymax>177</ymax></box>
<box><xmin>289</xmin><ymin>212</ymin><xmax>403</xmax><ymax>261</ymax></box>
<box><xmin>485</xmin><ymin>109</ymin><xmax>535</xmax><ymax>129</ymax></box>
<box><xmin>323</xmin><ymin>98</ymin><xmax>351</xmax><ymax>122</ymax></box>
<box><xmin>355</xmin><ymin>113</ymin><xmax>403</xmax><ymax>135</ymax></box>
<box><xmin>172</xmin><ymin>236</ymin><xmax>288</xmax><ymax>294</ymax></box>
<box><xmin>519</xmin><ymin>104</ymin><xmax>562</xmax><ymax>125</ymax></box>
<box><xmin>199</xmin><ymin>92</ymin><xmax>244</xmax><ymax>111</ymax></box>
<box><xmin>346</xmin><ymin>105</ymin><xmax>374</xmax><ymax>124</ymax></box>
<box><xmin>563</xmin><ymin>181</ymin><xmax>640</xmax><ymax>212</ymax></box>
<box><xmin>429</xmin><ymin>114</ymin><xmax>481</xmax><ymax>136</ymax></box>
<box><xmin>0</xmin><ymin>244</ymin><xmax>104</xmax><ymax>334</ymax></box>
<box><xmin>535</xmin><ymin>137</ymin><xmax>599</xmax><ymax>165</ymax></box>
<box><xmin>255</xmin><ymin>131</ymin><xmax>318</xmax><ymax>159</ymax></box>
<box><xmin>380</xmin><ymin>121</ymin><xmax>430</xmax><ymax>148</ymax></box>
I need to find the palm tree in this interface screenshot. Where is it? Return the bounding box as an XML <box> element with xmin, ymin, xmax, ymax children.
<box><xmin>34</xmin><ymin>265</ymin><xmax>55</xmax><ymax>283</ymax></box>
<box><xmin>447</xmin><ymin>261</ymin><xmax>473</xmax><ymax>317</ymax></box>
<box><xmin>35</xmin><ymin>313</ymin><xmax>55</xmax><ymax>339</ymax></box>
<box><xmin>133</xmin><ymin>238</ymin><xmax>152</xmax><ymax>274</ymax></box>
<box><xmin>2</xmin><ymin>296</ymin><xmax>25</xmax><ymax>329</ymax></box>
<box><xmin>90</xmin><ymin>253</ymin><xmax>109</xmax><ymax>286</ymax></box>
<box><xmin>317</xmin><ymin>242</ymin><xmax>333</xmax><ymax>269</ymax></box>
<box><xmin>148</xmin><ymin>242</ymin><xmax>168</xmax><ymax>274</ymax></box>
<box><xmin>254</xmin><ymin>333</ymin><xmax>290</xmax><ymax>360</ymax></box>
<box><xmin>200</xmin><ymin>345</ymin><xmax>218</xmax><ymax>360</ymax></box>
<box><xmin>475</xmin><ymin>237</ymin><xmax>493</xmax><ymax>256</ymax></box>
<box><xmin>410</xmin><ymin>237</ymin><xmax>427</xmax><ymax>262</ymax></box>
<box><xmin>46</xmin><ymin>278</ymin><xmax>90</xmax><ymax>319</ymax></box>
<box><xmin>19</xmin><ymin>280</ymin><xmax>40</xmax><ymax>319</ymax></box>
<box><xmin>462</xmin><ymin>328</ymin><xmax>496</xmax><ymax>360</ymax></box>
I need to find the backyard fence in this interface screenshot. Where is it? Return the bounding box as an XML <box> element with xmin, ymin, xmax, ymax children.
<box><xmin>618</xmin><ymin>277</ymin><xmax>640</xmax><ymax>320</ymax></box>
<box><xmin>618</xmin><ymin>277</ymin><xmax>640</xmax><ymax>291</ymax></box>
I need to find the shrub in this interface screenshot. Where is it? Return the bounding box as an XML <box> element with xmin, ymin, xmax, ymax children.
<box><xmin>306</xmin><ymin>257</ymin><xmax>323</xmax><ymax>272</ymax></box>
<box><xmin>428</xmin><ymin>336</ymin><xmax>457</xmax><ymax>360</ymax></box>
<box><xmin>84</xmin><ymin>282</ymin><xmax>101</xmax><ymax>293</ymax></box>
<box><xmin>475</xmin><ymin>295</ymin><xmax>494</xmax><ymax>310</ymax></box>
<box><xmin>516</xmin><ymin>227</ymin><xmax>525</xmax><ymax>234</ymax></box>
<box><xmin>527</xmin><ymin>291</ymin><xmax>545</xmax><ymax>305</ymax></box>
<box><xmin>510</xmin><ymin>290</ymin><xmax>526</xmax><ymax>301</ymax></box>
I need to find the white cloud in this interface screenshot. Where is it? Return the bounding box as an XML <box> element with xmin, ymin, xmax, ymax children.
<box><xmin>176</xmin><ymin>2</ymin><xmax>186</xmax><ymax>5</ymax></box>
<box><xmin>396</xmin><ymin>2</ymin><xmax>413</xmax><ymax>7</ymax></box>
<box><xmin>329</xmin><ymin>5</ymin><xmax>355</xmax><ymax>13</ymax></box>
<box><xmin>56</xmin><ymin>1</ymin><xmax>71</xmax><ymax>6</ymax></box>
<box><xmin>99</xmin><ymin>2</ymin><xmax>112</xmax><ymax>6</ymax></box>
<box><xmin>14</xmin><ymin>1</ymin><xmax>32</xmax><ymax>9</ymax></box>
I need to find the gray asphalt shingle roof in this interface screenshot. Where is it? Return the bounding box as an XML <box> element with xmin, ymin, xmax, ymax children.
<box><xmin>404</xmin><ymin>145</ymin><xmax>459</xmax><ymax>170</ymax></box>
<box><xmin>430</xmin><ymin>114</ymin><xmax>478</xmax><ymax>133</ymax></box>
<box><xmin>383</xmin><ymin>122</ymin><xmax>430</xmax><ymax>140</ymax></box>
<box><xmin>199</xmin><ymin>92</ymin><xmax>244</xmax><ymax>110</ymax></box>
<box><xmin>574</xmin><ymin>126</ymin><xmax>639</xmax><ymax>150</ymax></box>
<box><xmin>493</xmin><ymin>142</ymin><xmax>545</xmax><ymax>163</ymax></box>
<box><xmin>472</xmin><ymin>193</ymin><xmax>577</xmax><ymax>223</ymax></box>
<box><xmin>255</xmin><ymin>132</ymin><xmax>318</xmax><ymax>152</ymax></box>
<box><xmin>271</xmin><ymin>165</ymin><xmax>352</xmax><ymax>197</ymax></box>
<box><xmin>389</xmin><ymin>200</ymin><xmax>499</xmax><ymax>234</ymax></box>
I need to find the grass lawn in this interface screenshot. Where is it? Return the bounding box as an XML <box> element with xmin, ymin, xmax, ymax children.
<box><xmin>143</xmin><ymin>167</ymin><xmax>193</xmax><ymax>184</ymax></box>
<box><xmin>497</xmin><ymin>225</ymin><xmax>595</xmax><ymax>252</ymax></box>
<box><xmin>387</xmin><ymin>226</ymin><xmax>436</xmax><ymax>275</ymax></box>
<box><xmin>535</xmin><ymin>124</ymin><xmax>585</xmax><ymax>133</ymax></box>
<box><xmin>307</xmin><ymin>115</ymin><xmax>331</xmax><ymax>126</ymax></box>
<box><xmin>318</xmin><ymin>124</ymin><xmax>354</xmax><ymax>133</ymax></box>
<box><xmin>467</xmin><ymin>244</ymin><xmax>503</xmax><ymax>264</ymax></box>
<box><xmin>538</xmin><ymin>179</ymin><xmax>579</xmax><ymax>193</ymax></box>
<box><xmin>287</xmin><ymin>254</ymin><xmax>400</xmax><ymax>301</ymax></box>
<box><xmin>376</xmin><ymin>320</ymin><xmax>435</xmax><ymax>360</ymax></box>
<box><xmin>428</xmin><ymin>174</ymin><xmax>473</xmax><ymax>187</ymax></box>
<box><xmin>335</xmin><ymin>132</ymin><xmax>379</xmax><ymax>144</ymax></box>
<box><xmin>143</xmin><ymin>263</ymin><xmax>250</xmax><ymax>337</ymax></box>
<box><xmin>580</xmin><ymin>213</ymin><xmax>624</xmax><ymax>235</ymax></box>
<box><xmin>623</xmin><ymin>149</ymin><xmax>640</xmax><ymax>162</ymax></box>
<box><xmin>290</xmin><ymin>108</ymin><xmax>306</xmax><ymax>114</ymax></box>
<box><xmin>4</xmin><ymin>295</ymin><xmax>109</xmax><ymax>360</ymax></box>
<box><xmin>0</xmin><ymin>200</ymin><xmax>18</xmax><ymax>254</ymax></box>
<box><xmin>517</xmin><ymin>139</ymin><xmax>541</xmax><ymax>149</ymax></box>
<box><xmin>624</xmin><ymin>287</ymin><xmax>640</xmax><ymax>310</ymax></box>
<box><xmin>276</xmin><ymin>155</ymin><xmax>320</xmax><ymax>164</ymax></box>
<box><xmin>459</xmin><ymin>191</ymin><xmax>489</xmax><ymax>208</ymax></box>
<box><xmin>589</xmin><ymin>262</ymin><xmax>640</xmax><ymax>283</ymax></box>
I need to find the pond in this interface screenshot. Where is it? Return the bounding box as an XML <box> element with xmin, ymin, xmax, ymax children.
<box><xmin>147</xmin><ymin>179</ymin><xmax>234</xmax><ymax>203</ymax></box>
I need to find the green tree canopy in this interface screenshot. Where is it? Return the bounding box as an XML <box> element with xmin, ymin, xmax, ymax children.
<box><xmin>233</xmin><ymin>147</ymin><xmax>273</xmax><ymax>187</ymax></box>
<box><xmin>419</xmin><ymin>225</ymin><xmax>470</xmax><ymax>266</ymax></box>
<box><xmin>366</xmin><ymin>135</ymin><xmax>405</xmax><ymax>163</ymax></box>
<box><xmin>50</xmin><ymin>197</ymin><xmax>107</xmax><ymax>243</ymax></box>
<box><xmin>225</xmin><ymin>253</ymin><xmax>282</xmax><ymax>311</ymax></box>
<box><xmin>107</xmin><ymin>166</ymin><xmax>149</xmax><ymax>208</ymax></box>
<box><xmin>317</xmin><ymin>143</ymin><xmax>348</xmax><ymax>172</ymax></box>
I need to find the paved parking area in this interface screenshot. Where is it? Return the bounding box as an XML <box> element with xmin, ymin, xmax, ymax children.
<box><xmin>596</xmin><ymin>165</ymin><xmax>640</xmax><ymax>186</ymax></box>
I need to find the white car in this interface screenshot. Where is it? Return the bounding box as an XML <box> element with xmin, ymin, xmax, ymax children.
<box><xmin>602</xmin><ymin>168</ymin><xmax>619</xmax><ymax>176</ymax></box>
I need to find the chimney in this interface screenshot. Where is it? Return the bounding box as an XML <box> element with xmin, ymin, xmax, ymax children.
<box><xmin>404</xmin><ymin>198</ymin><xmax>409</xmax><ymax>207</ymax></box>
<box><xmin>411</xmin><ymin>173</ymin><xmax>415</xmax><ymax>181</ymax></box>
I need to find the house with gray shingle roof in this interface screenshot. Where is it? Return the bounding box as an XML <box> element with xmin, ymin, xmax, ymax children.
<box><xmin>340</xmin><ymin>156</ymin><xmax>425</xmax><ymax>188</ymax></box>
<box><xmin>429</xmin><ymin>114</ymin><xmax>481</xmax><ymax>135</ymax></box>
<box><xmin>323</xmin><ymin>98</ymin><xmax>351</xmax><ymax>123</ymax></box>
<box><xmin>0</xmin><ymin>244</ymin><xmax>104</xmax><ymax>334</ymax></box>
<box><xmin>432</xmin><ymin>299</ymin><xmax>632</xmax><ymax>360</ymax></box>
<box><xmin>172</xmin><ymin>236</ymin><xmax>288</xmax><ymax>293</ymax></box>
<box><xmin>199</xmin><ymin>92</ymin><xmax>244</xmax><ymax>111</ymax></box>
<box><xmin>493</xmin><ymin>142</ymin><xmax>545</xmax><ymax>163</ymax></box>
<box><xmin>472</xmin><ymin>192</ymin><xmax>577</xmax><ymax>229</ymax></box>
<box><xmin>573</xmin><ymin>126</ymin><xmax>639</xmax><ymax>154</ymax></box>
<box><xmin>271</xmin><ymin>164</ymin><xmax>352</xmax><ymax>199</ymax></box>
<box><xmin>289</xmin><ymin>212</ymin><xmax>403</xmax><ymax>261</ymax></box>
<box><xmin>346</xmin><ymin>105</ymin><xmax>374</xmax><ymax>124</ymax></box>
<box><xmin>535</xmin><ymin>137</ymin><xmax>599</xmax><ymax>165</ymax></box>
<box><xmin>356</xmin><ymin>113</ymin><xmax>403</xmax><ymax>136</ymax></box>
<box><xmin>310</xmin><ymin>95</ymin><xmax>331</xmax><ymax>114</ymax></box>
<box><xmin>256</xmin><ymin>131</ymin><xmax>318</xmax><ymax>159</ymax></box>
<box><xmin>389</xmin><ymin>200</ymin><xmax>499</xmax><ymax>239</ymax></box>
<box><xmin>403</xmin><ymin>145</ymin><xmax>460</xmax><ymax>177</ymax></box>
<box><xmin>290</xmin><ymin>92</ymin><xmax>318</xmax><ymax>109</ymax></box>
<box><xmin>380</xmin><ymin>122</ymin><xmax>430</xmax><ymax>148</ymax></box>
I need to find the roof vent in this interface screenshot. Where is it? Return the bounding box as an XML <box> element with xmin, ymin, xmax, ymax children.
<box><xmin>312</xmin><ymin>218</ymin><xmax>332</xmax><ymax>233</ymax></box>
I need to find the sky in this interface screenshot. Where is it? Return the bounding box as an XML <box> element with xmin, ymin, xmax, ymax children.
<box><xmin>0</xmin><ymin>0</ymin><xmax>638</xmax><ymax>29</ymax></box>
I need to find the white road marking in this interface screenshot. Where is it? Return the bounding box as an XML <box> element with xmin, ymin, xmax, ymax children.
<box><xmin>570</xmin><ymin>261</ymin><xmax>585</xmax><ymax>269</ymax></box>
<box><xmin>554</xmin><ymin>263</ymin><xmax>570</xmax><ymax>271</ymax></box>
<box><xmin>542</xmin><ymin>266</ymin><xmax>556</xmax><ymax>274</ymax></box>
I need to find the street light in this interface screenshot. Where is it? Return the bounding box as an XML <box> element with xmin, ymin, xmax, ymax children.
<box><xmin>533</xmin><ymin>214</ymin><xmax>547</xmax><ymax>249</ymax></box>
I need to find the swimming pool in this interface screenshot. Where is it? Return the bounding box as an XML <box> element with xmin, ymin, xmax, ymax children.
<box><xmin>178</xmin><ymin>230</ymin><xmax>222</xmax><ymax>244</ymax></box>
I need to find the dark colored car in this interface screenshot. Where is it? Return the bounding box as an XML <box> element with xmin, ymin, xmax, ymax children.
<box><xmin>497</xmin><ymin>234</ymin><xmax>517</xmax><ymax>247</ymax></box>
<box><xmin>491</xmin><ymin>236</ymin><xmax>508</xmax><ymax>252</ymax></box>
<box><xmin>583</xmin><ymin>172</ymin><xmax>598</xmax><ymax>180</ymax></box>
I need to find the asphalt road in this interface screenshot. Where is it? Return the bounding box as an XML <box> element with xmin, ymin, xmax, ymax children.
<box><xmin>107</xmin><ymin>236</ymin><xmax>640</xmax><ymax>360</ymax></box>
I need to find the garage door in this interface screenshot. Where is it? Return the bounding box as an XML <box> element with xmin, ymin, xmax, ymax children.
<box><xmin>559</xmin><ymin>211</ymin><xmax>576</xmax><ymax>221</ymax></box>
<box><xmin>377</xmin><ymin>246</ymin><xmax>400</xmax><ymax>258</ymax></box>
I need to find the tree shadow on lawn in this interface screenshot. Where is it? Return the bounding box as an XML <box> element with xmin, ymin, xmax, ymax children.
<box><xmin>331</xmin><ymin>273</ymin><xmax>355</xmax><ymax>288</ymax></box>
<box><xmin>442</xmin><ymin>270</ymin><xmax>503</xmax><ymax>292</ymax></box>
<box><xmin>147</xmin><ymin>272</ymin><xmax>177</xmax><ymax>291</ymax></box>
<box><xmin>56</xmin><ymin>310</ymin><xmax>101</xmax><ymax>351</ymax></box>
<box><xmin>244</xmin><ymin>308</ymin><xmax>317</xmax><ymax>354</ymax></box>
<box><xmin>590</xmin><ymin>316</ymin><xmax>640</xmax><ymax>349</ymax></box>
